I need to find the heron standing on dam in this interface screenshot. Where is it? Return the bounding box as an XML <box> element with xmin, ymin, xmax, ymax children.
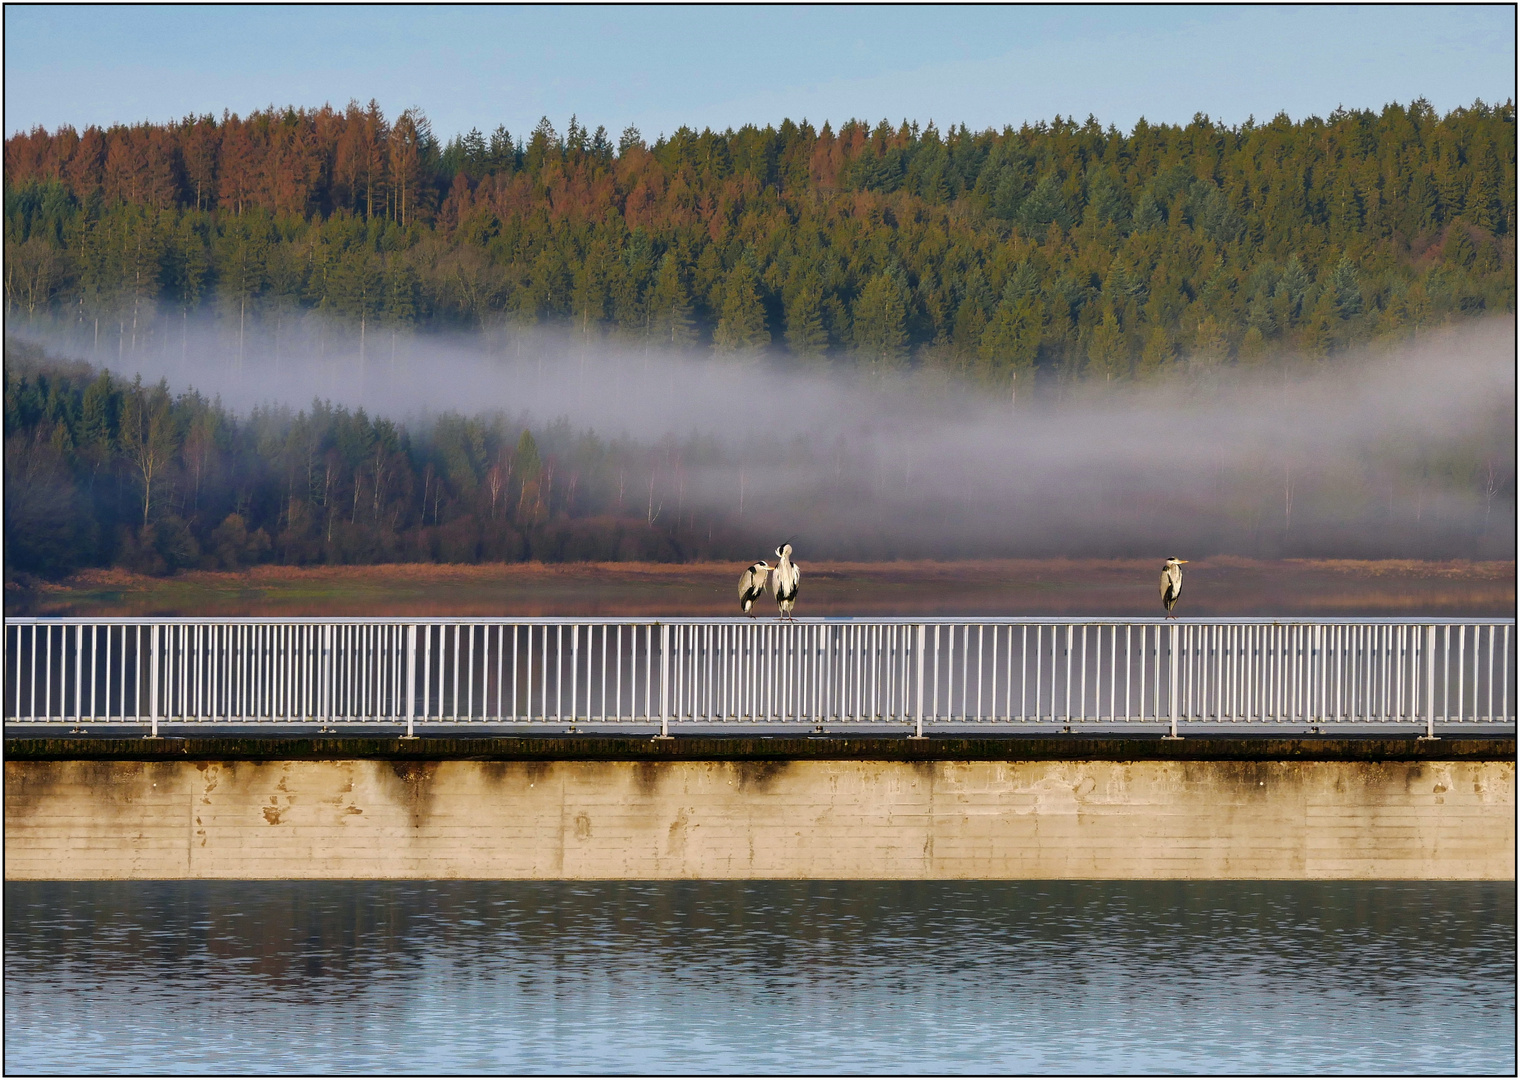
<box><xmin>772</xmin><ymin>543</ymin><xmax>800</xmax><ymax>619</ymax></box>
<box><xmin>1160</xmin><ymin>557</ymin><xmax>1188</xmax><ymax>617</ymax></box>
<box><xmin>738</xmin><ymin>559</ymin><xmax>771</xmax><ymax>616</ymax></box>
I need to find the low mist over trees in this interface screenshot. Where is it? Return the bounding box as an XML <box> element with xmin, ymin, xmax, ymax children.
<box><xmin>4</xmin><ymin>99</ymin><xmax>1515</xmax><ymax>381</ymax></box>
<box><xmin>5</xmin><ymin>330</ymin><xmax>1512</xmax><ymax>581</ymax></box>
<box><xmin>4</xmin><ymin>338</ymin><xmax>741</xmax><ymax>579</ymax></box>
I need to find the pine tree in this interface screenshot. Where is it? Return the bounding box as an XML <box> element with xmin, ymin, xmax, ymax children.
<box><xmin>1274</xmin><ymin>257</ymin><xmax>1310</xmax><ymax>326</ymax></box>
<box><xmin>487</xmin><ymin>125</ymin><xmax>516</xmax><ymax>173</ymax></box>
<box><xmin>1239</xmin><ymin>325</ymin><xmax>1268</xmax><ymax>362</ymax></box>
<box><xmin>784</xmin><ymin>274</ymin><xmax>829</xmax><ymax>358</ymax></box>
<box><xmin>1443</xmin><ymin>225</ymin><xmax>1476</xmax><ymax>268</ymax></box>
<box><xmin>1329</xmin><ymin>256</ymin><xmax>1362</xmax><ymax>319</ymax></box>
<box><xmin>1191</xmin><ymin>315</ymin><xmax>1228</xmax><ymax>364</ymax></box>
<box><xmin>951</xmin><ymin>269</ymin><xmax>995</xmax><ymax>364</ymax></box>
<box><xmin>978</xmin><ymin>294</ymin><xmax>1040</xmax><ymax>381</ymax></box>
<box><xmin>1086</xmin><ymin>308</ymin><xmax>1127</xmax><ymax>379</ymax></box>
<box><xmin>1131</xmin><ymin>189</ymin><xmax>1164</xmax><ymax>231</ymax></box>
<box><xmin>713</xmin><ymin>260</ymin><xmax>770</xmax><ymax>353</ymax></box>
<box><xmin>1246</xmin><ymin>290</ymin><xmax>1277</xmax><ymax>339</ymax></box>
<box><xmin>1136</xmin><ymin>325</ymin><xmax>1175</xmax><ymax>377</ymax></box>
<box><xmin>852</xmin><ymin>270</ymin><xmax>909</xmax><ymax>371</ymax></box>
<box><xmin>1018</xmin><ymin>172</ymin><xmax>1071</xmax><ymax>233</ymax></box>
<box><xmin>460</xmin><ymin>127</ymin><xmax>487</xmax><ymax>178</ymax></box>
<box><xmin>571</xmin><ymin>241</ymin><xmax>611</xmax><ymax>337</ymax></box>
<box><xmin>214</xmin><ymin>213</ymin><xmax>270</xmax><ymax>365</ymax></box>
<box><xmin>1301</xmin><ymin>292</ymin><xmax>1336</xmax><ymax>356</ymax></box>
<box><xmin>649</xmin><ymin>254</ymin><xmax>697</xmax><ymax>347</ymax></box>
<box><xmin>327</xmin><ymin>248</ymin><xmax>384</xmax><ymax>368</ymax></box>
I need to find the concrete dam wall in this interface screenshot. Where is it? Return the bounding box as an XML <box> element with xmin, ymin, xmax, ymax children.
<box><xmin>5</xmin><ymin>738</ymin><xmax>1512</xmax><ymax>881</ymax></box>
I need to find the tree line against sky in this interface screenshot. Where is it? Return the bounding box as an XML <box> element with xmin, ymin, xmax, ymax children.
<box><xmin>3</xmin><ymin>98</ymin><xmax>1514</xmax><ymax>383</ymax></box>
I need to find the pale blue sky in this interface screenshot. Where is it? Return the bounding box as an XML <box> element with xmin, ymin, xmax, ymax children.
<box><xmin>4</xmin><ymin>5</ymin><xmax>1514</xmax><ymax>141</ymax></box>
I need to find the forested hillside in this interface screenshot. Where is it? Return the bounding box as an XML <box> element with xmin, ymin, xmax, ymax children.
<box><xmin>4</xmin><ymin>99</ymin><xmax>1515</xmax><ymax>378</ymax></box>
<box><xmin>4</xmin><ymin>100</ymin><xmax>1515</xmax><ymax>580</ymax></box>
<box><xmin>5</xmin><ymin>338</ymin><xmax>735</xmax><ymax>577</ymax></box>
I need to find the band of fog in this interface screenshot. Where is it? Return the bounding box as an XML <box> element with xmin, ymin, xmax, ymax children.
<box><xmin>13</xmin><ymin>316</ymin><xmax>1514</xmax><ymax>559</ymax></box>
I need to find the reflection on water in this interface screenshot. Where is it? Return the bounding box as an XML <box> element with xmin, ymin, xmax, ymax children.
<box><xmin>4</xmin><ymin>881</ymin><xmax>1514</xmax><ymax>1074</ymax></box>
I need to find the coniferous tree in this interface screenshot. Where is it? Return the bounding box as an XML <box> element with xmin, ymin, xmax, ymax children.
<box><xmin>713</xmin><ymin>260</ymin><xmax>769</xmax><ymax>353</ymax></box>
<box><xmin>852</xmin><ymin>269</ymin><xmax>910</xmax><ymax>371</ymax></box>
<box><xmin>979</xmin><ymin>293</ymin><xmax>1041</xmax><ymax>384</ymax></box>
<box><xmin>784</xmin><ymin>273</ymin><xmax>829</xmax><ymax>359</ymax></box>
<box><xmin>1330</xmin><ymin>256</ymin><xmax>1363</xmax><ymax>319</ymax></box>
<box><xmin>649</xmin><ymin>254</ymin><xmax>697</xmax><ymax>347</ymax></box>
<box><xmin>1086</xmin><ymin>309</ymin><xmax>1127</xmax><ymax>380</ymax></box>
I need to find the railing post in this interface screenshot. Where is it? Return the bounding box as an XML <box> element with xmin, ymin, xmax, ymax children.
<box><xmin>321</xmin><ymin>624</ymin><xmax>332</xmax><ymax>730</ymax></box>
<box><xmin>402</xmin><ymin>624</ymin><xmax>417</xmax><ymax>739</ymax></box>
<box><xmin>145</xmin><ymin>623</ymin><xmax>161</xmax><ymax>739</ymax></box>
<box><xmin>74</xmin><ymin>625</ymin><xmax>82</xmax><ymax>725</ymax></box>
<box><xmin>1419</xmin><ymin>624</ymin><xmax>1438</xmax><ymax>741</ymax></box>
<box><xmin>910</xmin><ymin>623</ymin><xmax>926</xmax><ymax>739</ymax></box>
<box><xmin>1163</xmin><ymin>621</ymin><xmax>1181</xmax><ymax>740</ymax></box>
<box><xmin>654</xmin><ymin>622</ymin><xmax>672</xmax><ymax>739</ymax></box>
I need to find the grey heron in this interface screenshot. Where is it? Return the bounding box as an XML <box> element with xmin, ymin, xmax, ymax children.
<box><xmin>1160</xmin><ymin>557</ymin><xmax>1188</xmax><ymax>617</ymax></box>
<box><xmin>738</xmin><ymin>560</ymin><xmax>771</xmax><ymax>616</ymax></box>
<box><xmin>772</xmin><ymin>543</ymin><xmax>800</xmax><ymax>619</ymax></box>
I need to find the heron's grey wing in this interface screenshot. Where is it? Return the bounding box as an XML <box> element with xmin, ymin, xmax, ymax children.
<box><xmin>739</xmin><ymin>570</ymin><xmax>752</xmax><ymax>600</ymax></box>
<box><xmin>1159</xmin><ymin>570</ymin><xmax>1169</xmax><ymax>599</ymax></box>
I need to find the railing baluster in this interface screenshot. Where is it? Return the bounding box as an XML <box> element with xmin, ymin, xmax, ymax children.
<box><xmin>1471</xmin><ymin>624</ymin><xmax>1480</xmax><ymax>723</ymax></box>
<box><xmin>1501</xmin><ymin>625</ymin><xmax>1510</xmax><ymax>723</ymax></box>
<box><xmin>1456</xmin><ymin>625</ymin><xmax>1466</xmax><ymax>724</ymax></box>
<box><xmin>1486</xmin><ymin>624</ymin><xmax>1494</xmax><ymax>723</ymax></box>
<box><xmin>44</xmin><ymin>623</ymin><xmax>54</xmax><ymax>721</ymax></box>
<box><xmin>1424</xmin><ymin>624</ymin><xmax>1436</xmax><ymax>739</ymax></box>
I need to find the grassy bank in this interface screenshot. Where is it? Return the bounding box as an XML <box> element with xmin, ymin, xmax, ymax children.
<box><xmin>7</xmin><ymin>558</ymin><xmax>1512</xmax><ymax>618</ymax></box>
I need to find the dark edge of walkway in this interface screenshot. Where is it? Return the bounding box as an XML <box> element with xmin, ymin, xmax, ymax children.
<box><xmin>4</xmin><ymin>735</ymin><xmax>1514</xmax><ymax>762</ymax></box>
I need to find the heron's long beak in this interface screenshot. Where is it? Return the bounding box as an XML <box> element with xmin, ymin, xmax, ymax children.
<box><xmin>1178</xmin><ymin>559</ymin><xmax>1189</xmax><ymax>564</ymax></box>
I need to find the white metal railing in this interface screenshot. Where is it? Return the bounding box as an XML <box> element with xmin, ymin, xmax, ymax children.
<box><xmin>3</xmin><ymin>618</ymin><xmax>1514</xmax><ymax>737</ymax></box>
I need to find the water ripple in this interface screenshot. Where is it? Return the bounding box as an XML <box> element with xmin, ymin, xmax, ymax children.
<box><xmin>4</xmin><ymin>881</ymin><xmax>1514</xmax><ymax>1074</ymax></box>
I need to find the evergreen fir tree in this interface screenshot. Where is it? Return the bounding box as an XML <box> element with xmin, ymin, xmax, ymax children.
<box><xmin>784</xmin><ymin>274</ymin><xmax>829</xmax><ymax>358</ymax></box>
<box><xmin>852</xmin><ymin>269</ymin><xmax>910</xmax><ymax>371</ymax></box>
<box><xmin>713</xmin><ymin>260</ymin><xmax>770</xmax><ymax>353</ymax></box>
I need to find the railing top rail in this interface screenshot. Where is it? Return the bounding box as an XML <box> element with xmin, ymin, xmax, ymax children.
<box><xmin>4</xmin><ymin>615</ymin><xmax>1515</xmax><ymax>627</ymax></box>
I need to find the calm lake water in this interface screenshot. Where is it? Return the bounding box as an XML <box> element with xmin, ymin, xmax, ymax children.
<box><xmin>4</xmin><ymin>880</ymin><xmax>1514</xmax><ymax>1074</ymax></box>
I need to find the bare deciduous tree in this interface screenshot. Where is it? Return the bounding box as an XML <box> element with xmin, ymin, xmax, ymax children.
<box><xmin>119</xmin><ymin>378</ymin><xmax>176</xmax><ymax>526</ymax></box>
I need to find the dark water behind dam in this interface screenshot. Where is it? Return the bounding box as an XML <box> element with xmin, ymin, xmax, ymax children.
<box><xmin>4</xmin><ymin>880</ymin><xmax>1514</xmax><ymax>1074</ymax></box>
